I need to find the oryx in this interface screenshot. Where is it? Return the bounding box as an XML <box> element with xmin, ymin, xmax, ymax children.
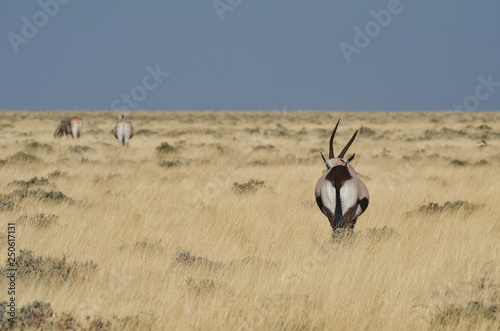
<box><xmin>113</xmin><ymin>115</ymin><xmax>135</xmax><ymax>147</ymax></box>
<box><xmin>315</xmin><ymin>120</ymin><xmax>369</xmax><ymax>231</ymax></box>
<box><xmin>54</xmin><ymin>117</ymin><xmax>82</xmax><ymax>139</ymax></box>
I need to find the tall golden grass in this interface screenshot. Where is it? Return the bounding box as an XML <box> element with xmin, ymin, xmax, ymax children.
<box><xmin>0</xmin><ymin>110</ymin><xmax>499</xmax><ymax>330</ymax></box>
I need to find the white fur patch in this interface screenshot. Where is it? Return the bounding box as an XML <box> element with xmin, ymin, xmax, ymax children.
<box><xmin>339</xmin><ymin>181</ymin><xmax>358</xmax><ymax>216</ymax></box>
<box><xmin>320</xmin><ymin>182</ymin><xmax>336</xmax><ymax>214</ymax></box>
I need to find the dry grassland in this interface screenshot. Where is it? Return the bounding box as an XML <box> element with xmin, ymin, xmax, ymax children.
<box><xmin>0</xmin><ymin>110</ymin><xmax>499</xmax><ymax>330</ymax></box>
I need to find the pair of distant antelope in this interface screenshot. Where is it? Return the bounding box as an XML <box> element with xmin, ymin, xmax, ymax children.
<box><xmin>54</xmin><ymin>116</ymin><xmax>368</xmax><ymax>231</ymax></box>
<box><xmin>54</xmin><ymin>115</ymin><xmax>135</xmax><ymax>147</ymax></box>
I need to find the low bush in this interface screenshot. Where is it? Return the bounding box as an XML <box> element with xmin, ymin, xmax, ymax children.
<box><xmin>24</xmin><ymin>141</ymin><xmax>53</xmax><ymax>153</ymax></box>
<box><xmin>232</xmin><ymin>179</ymin><xmax>265</xmax><ymax>193</ymax></box>
<box><xmin>136</xmin><ymin>129</ymin><xmax>158</xmax><ymax>136</ymax></box>
<box><xmin>8</xmin><ymin>177</ymin><xmax>49</xmax><ymax>189</ymax></box>
<box><xmin>0</xmin><ymin>300</ymin><xmax>143</xmax><ymax>330</ymax></box>
<box><xmin>69</xmin><ymin>145</ymin><xmax>91</xmax><ymax>154</ymax></box>
<box><xmin>7</xmin><ymin>152</ymin><xmax>40</xmax><ymax>164</ymax></box>
<box><xmin>156</xmin><ymin>142</ymin><xmax>176</xmax><ymax>155</ymax></box>
<box><xmin>2</xmin><ymin>249</ymin><xmax>96</xmax><ymax>282</ymax></box>
<box><xmin>418</xmin><ymin>200</ymin><xmax>479</xmax><ymax>213</ymax></box>
<box><xmin>1</xmin><ymin>189</ymin><xmax>72</xmax><ymax>204</ymax></box>
<box><xmin>17</xmin><ymin>213</ymin><xmax>58</xmax><ymax>228</ymax></box>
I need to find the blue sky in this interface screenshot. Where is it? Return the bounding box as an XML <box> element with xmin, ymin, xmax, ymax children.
<box><xmin>1</xmin><ymin>1</ymin><xmax>499</xmax><ymax>111</ymax></box>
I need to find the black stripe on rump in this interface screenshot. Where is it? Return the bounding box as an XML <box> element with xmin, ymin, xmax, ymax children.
<box><xmin>359</xmin><ymin>197</ymin><xmax>369</xmax><ymax>212</ymax></box>
<box><xmin>316</xmin><ymin>196</ymin><xmax>323</xmax><ymax>211</ymax></box>
<box><xmin>325</xmin><ymin>165</ymin><xmax>352</xmax><ymax>229</ymax></box>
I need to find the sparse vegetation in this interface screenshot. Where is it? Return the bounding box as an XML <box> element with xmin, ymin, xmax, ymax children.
<box><xmin>0</xmin><ymin>301</ymin><xmax>143</xmax><ymax>330</ymax></box>
<box><xmin>48</xmin><ymin>170</ymin><xmax>65</xmax><ymax>179</ymax></box>
<box><xmin>17</xmin><ymin>213</ymin><xmax>59</xmax><ymax>228</ymax></box>
<box><xmin>8</xmin><ymin>177</ymin><xmax>49</xmax><ymax>188</ymax></box>
<box><xmin>451</xmin><ymin>159</ymin><xmax>468</xmax><ymax>166</ymax></box>
<box><xmin>430</xmin><ymin>274</ymin><xmax>500</xmax><ymax>328</ymax></box>
<box><xmin>156</xmin><ymin>141</ymin><xmax>176</xmax><ymax>155</ymax></box>
<box><xmin>24</xmin><ymin>141</ymin><xmax>53</xmax><ymax>153</ymax></box>
<box><xmin>7</xmin><ymin>152</ymin><xmax>40</xmax><ymax>163</ymax></box>
<box><xmin>136</xmin><ymin>129</ymin><xmax>158</xmax><ymax>136</ymax></box>
<box><xmin>0</xmin><ymin>111</ymin><xmax>499</xmax><ymax>330</ymax></box>
<box><xmin>232</xmin><ymin>179</ymin><xmax>265</xmax><ymax>193</ymax></box>
<box><xmin>119</xmin><ymin>238</ymin><xmax>164</xmax><ymax>254</ymax></box>
<box><xmin>416</xmin><ymin>200</ymin><xmax>480</xmax><ymax>214</ymax></box>
<box><xmin>254</xmin><ymin>144</ymin><xmax>275</xmax><ymax>150</ymax></box>
<box><xmin>265</xmin><ymin>123</ymin><xmax>288</xmax><ymax>136</ymax></box>
<box><xmin>359</xmin><ymin>126</ymin><xmax>376</xmax><ymax>137</ymax></box>
<box><xmin>69</xmin><ymin>145</ymin><xmax>91</xmax><ymax>153</ymax></box>
<box><xmin>431</xmin><ymin>301</ymin><xmax>499</xmax><ymax>327</ymax></box>
<box><xmin>1</xmin><ymin>188</ymin><xmax>72</xmax><ymax>204</ymax></box>
<box><xmin>364</xmin><ymin>226</ymin><xmax>397</xmax><ymax>241</ymax></box>
<box><xmin>174</xmin><ymin>251</ymin><xmax>223</xmax><ymax>269</ymax></box>
<box><xmin>0</xmin><ymin>200</ymin><xmax>14</xmax><ymax>211</ymax></box>
<box><xmin>2</xmin><ymin>249</ymin><xmax>96</xmax><ymax>282</ymax></box>
<box><xmin>159</xmin><ymin>160</ymin><xmax>182</xmax><ymax>168</ymax></box>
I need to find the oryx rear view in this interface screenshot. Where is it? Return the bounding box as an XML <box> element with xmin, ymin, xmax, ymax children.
<box><xmin>315</xmin><ymin>120</ymin><xmax>369</xmax><ymax>231</ymax></box>
<box><xmin>54</xmin><ymin>117</ymin><xmax>82</xmax><ymax>139</ymax></box>
<box><xmin>114</xmin><ymin>115</ymin><xmax>135</xmax><ymax>147</ymax></box>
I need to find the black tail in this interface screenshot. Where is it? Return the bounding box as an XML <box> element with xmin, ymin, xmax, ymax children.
<box><xmin>333</xmin><ymin>187</ymin><xmax>343</xmax><ymax>229</ymax></box>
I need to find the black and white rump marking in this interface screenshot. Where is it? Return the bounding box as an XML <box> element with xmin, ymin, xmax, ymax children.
<box><xmin>113</xmin><ymin>115</ymin><xmax>135</xmax><ymax>147</ymax></box>
<box><xmin>315</xmin><ymin>120</ymin><xmax>369</xmax><ymax>231</ymax></box>
<box><xmin>54</xmin><ymin>117</ymin><xmax>82</xmax><ymax>139</ymax></box>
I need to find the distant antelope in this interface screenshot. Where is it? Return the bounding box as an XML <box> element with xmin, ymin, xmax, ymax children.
<box><xmin>54</xmin><ymin>117</ymin><xmax>82</xmax><ymax>139</ymax></box>
<box><xmin>315</xmin><ymin>120</ymin><xmax>369</xmax><ymax>231</ymax></box>
<box><xmin>113</xmin><ymin>115</ymin><xmax>135</xmax><ymax>147</ymax></box>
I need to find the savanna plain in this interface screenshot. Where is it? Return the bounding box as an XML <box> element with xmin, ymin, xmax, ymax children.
<box><xmin>0</xmin><ymin>110</ymin><xmax>499</xmax><ymax>330</ymax></box>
